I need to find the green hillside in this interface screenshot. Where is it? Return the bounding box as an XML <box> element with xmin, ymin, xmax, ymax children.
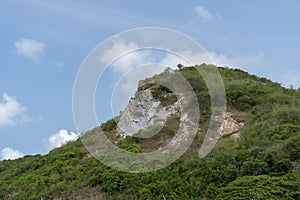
<box><xmin>0</xmin><ymin>65</ymin><xmax>299</xmax><ymax>199</ymax></box>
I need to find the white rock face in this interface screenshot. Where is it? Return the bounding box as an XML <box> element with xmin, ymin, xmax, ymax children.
<box><xmin>117</xmin><ymin>80</ymin><xmax>244</xmax><ymax>141</ymax></box>
<box><xmin>117</xmin><ymin>86</ymin><xmax>180</xmax><ymax>137</ymax></box>
<box><xmin>218</xmin><ymin>112</ymin><xmax>244</xmax><ymax>140</ymax></box>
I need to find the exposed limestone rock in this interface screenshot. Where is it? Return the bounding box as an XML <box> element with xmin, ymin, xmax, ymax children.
<box><xmin>117</xmin><ymin>79</ymin><xmax>244</xmax><ymax>142</ymax></box>
<box><xmin>117</xmin><ymin>83</ymin><xmax>180</xmax><ymax>137</ymax></box>
<box><xmin>218</xmin><ymin>112</ymin><xmax>244</xmax><ymax>140</ymax></box>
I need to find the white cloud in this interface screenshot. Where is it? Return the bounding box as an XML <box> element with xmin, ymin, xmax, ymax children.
<box><xmin>194</xmin><ymin>6</ymin><xmax>217</xmax><ymax>22</ymax></box>
<box><xmin>100</xmin><ymin>40</ymin><xmax>157</xmax><ymax>74</ymax></box>
<box><xmin>208</xmin><ymin>51</ymin><xmax>264</xmax><ymax>69</ymax></box>
<box><xmin>159</xmin><ymin>51</ymin><xmax>211</xmax><ymax>67</ymax></box>
<box><xmin>0</xmin><ymin>147</ymin><xmax>24</xmax><ymax>160</ymax></box>
<box><xmin>100</xmin><ymin>39</ymin><xmax>264</xmax><ymax>114</ymax></box>
<box><xmin>274</xmin><ymin>69</ymin><xmax>300</xmax><ymax>88</ymax></box>
<box><xmin>111</xmin><ymin>64</ymin><xmax>166</xmax><ymax>114</ymax></box>
<box><xmin>46</xmin><ymin>129</ymin><xmax>79</xmax><ymax>151</ymax></box>
<box><xmin>104</xmin><ymin>40</ymin><xmax>264</xmax><ymax>112</ymax></box>
<box><xmin>158</xmin><ymin>50</ymin><xmax>264</xmax><ymax>70</ymax></box>
<box><xmin>15</xmin><ymin>38</ymin><xmax>45</xmax><ymax>61</ymax></box>
<box><xmin>100</xmin><ymin>40</ymin><xmax>138</xmax><ymax>70</ymax></box>
<box><xmin>113</xmin><ymin>51</ymin><xmax>154</xmax><ymax>73</ymax></box>
<box><xmin>0</xmin><ymin>93</ymin><xmax>30</xmax><ymax>127</ymax></box>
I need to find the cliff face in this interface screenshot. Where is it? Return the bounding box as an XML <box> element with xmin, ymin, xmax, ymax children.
<box><xmin>117</xmin><ymin>81</ymin><xmax>181</xmax><ymax>138</ymax></box>
<box><xmin>117</xmin><ymin>80</ymin><xmax>244</xmax><ymax>140</ymax></box>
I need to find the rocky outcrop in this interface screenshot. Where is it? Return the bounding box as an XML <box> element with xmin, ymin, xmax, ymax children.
<box><xmin>117</xmin><ymin>82</ymin><xmax>180</xmax><ymax>137</ymax></box>
<box><xmin>117</xmin><ymin>81</ymin><xmax>244</xmax><ymax>140</ymax></box>
<box><xmin>218</xmin><ymin>112</ymin><xmax>244</xmax><ymax>140</ymax></box>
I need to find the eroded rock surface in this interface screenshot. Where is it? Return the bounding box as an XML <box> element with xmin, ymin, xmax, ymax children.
<box><xmin>117</xmin><ymin>81</ymin><xmax>244</xmax><ymax>141</ymax></box>
<box><xmin>117</xmin><ymin>83</ymin><xmax>180</xmax><ymax>137</ymax></box>
<box><xmin>218</xmin><ymin>112</ymin><xmax>244</xmax><ymax>140</ymax></box>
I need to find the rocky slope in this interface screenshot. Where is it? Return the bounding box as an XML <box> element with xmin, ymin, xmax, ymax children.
<box><xmin>117</xmin><ymin>81</ymin><xmax>181</xmax><ymax>138</ymax></box>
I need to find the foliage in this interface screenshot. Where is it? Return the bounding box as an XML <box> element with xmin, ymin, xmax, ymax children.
<box><xmin>216</xmin><ymin>174</ymin><xmax>300</xmax><ymax>199</ymax></box>
<box><xmin>0</xmin><ymin>65</ymin><xmax>299</xmax><ymax>199</ymax></box>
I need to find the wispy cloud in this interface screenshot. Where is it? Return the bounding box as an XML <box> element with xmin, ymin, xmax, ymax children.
<box><xmin>101</xmin><ymin>40</ymin><xmax>264</xmax><ymax>78</ymax></box>
<box><xmin>101</xmin><ymin>39</ymin><xmax>265</xmax><ymax>113</ymax></box>
<box><xmin>100</xmin><ymin>40</ymin><xmax>148</xmax><ymax>73</ymax></box>
<box><xmin>111</xmin><ymin>64</ymin><xmax>166</xmax><ymax>114</ymax></box>
<box><xmin>0</xmin><ymin>93</ymin><xmax>30</xmax><ymax>127</ymax></box>
<box><xmin>194</xmin><ymin>6</ymin><xmax>218</xmax><ymax>22</ymax></box>
<box><xmin>0</xmin><ymin>147</ymin><xmax>24</xmax><ymax>160</ymax></box>
<box><xmin>159</xmin><ymin>50</ymin><xmax>264</xmax><ymax>69</ymax></box>
<box><xmin>15</xmin><ymin>38</ymin><xmax>45</xmax><ymax>61</ymax></box>
<box><xmin>208</xmin><ymin>51</ymin><xmax>264</xmax><ymax>69</ymax></box>
<box><xmin>46</xmin><ymin>129</ymin><xmax>79</xmax><ymax>151</ymax></box>
<box><xmin>274</xmin><ymin>69</ymin><xmax>300</xmax><ymax>88</ymax></box>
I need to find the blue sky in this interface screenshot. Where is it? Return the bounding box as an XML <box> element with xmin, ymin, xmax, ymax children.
<box><xmin>0</xmin><ymin>0</ymin><xmax>299</xmax><ymax>159</ymax></box>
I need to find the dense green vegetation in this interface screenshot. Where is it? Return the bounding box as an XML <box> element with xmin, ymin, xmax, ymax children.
<box><xmin>0</xmin><ymin>65</ymin><xmax>299</xmax><ymax>199</ymax></box>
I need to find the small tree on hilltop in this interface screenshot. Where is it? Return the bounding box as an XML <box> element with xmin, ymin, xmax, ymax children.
<box><xmin>177</xmin><ymin>63</ymin><xmax>183</xmax><ymax>70</ymax></box>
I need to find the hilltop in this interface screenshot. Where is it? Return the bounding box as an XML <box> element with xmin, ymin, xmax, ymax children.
<box><xmin>0</xmin><ymin>65</ymin><xmax>299</xmax><ymax>199</ymax></box>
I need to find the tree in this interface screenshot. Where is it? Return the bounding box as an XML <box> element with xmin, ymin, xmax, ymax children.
<box><xmin>177</xmin><ymin>63</ymin><xmax>183</xmax><ymax>70</ymax></box>
<box><xmin>216</xmin><ymin>175</ymin><xmax>300</xmax><ymax>200</ymax></box>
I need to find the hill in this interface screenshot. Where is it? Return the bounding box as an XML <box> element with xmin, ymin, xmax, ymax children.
<box><xmin>0</xmin><ymin>65</ymin><xmax>299</xmax><ymax>199</ymax></box>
